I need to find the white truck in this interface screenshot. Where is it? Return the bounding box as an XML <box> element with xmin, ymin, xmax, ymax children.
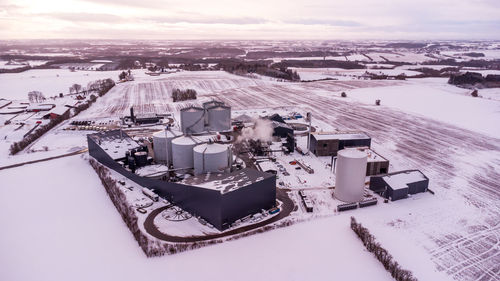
<box><xmin>142</xmin><ymin>188</ymin><xmax>159</xmax><ymax>202</ymax></box>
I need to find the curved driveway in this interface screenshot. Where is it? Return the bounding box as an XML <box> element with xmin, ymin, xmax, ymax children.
<box><xmin>143</xmin><ymin>188</ymin><xmax>294</xmax><ymax>243</ymax></box>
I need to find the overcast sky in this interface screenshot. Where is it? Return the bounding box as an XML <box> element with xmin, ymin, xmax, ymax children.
<box><xmin>0</xmin><ymin>0</ymin><xmax>499</xmax><ymax>40</ymax></box>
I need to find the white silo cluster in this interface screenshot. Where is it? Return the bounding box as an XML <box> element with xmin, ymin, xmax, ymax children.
<box><xmin>152</xmin><ymin>129</ymin><xmax>181</xmax><ymax>165</ymax></box>
<box><xmin>180</xmin><ymin>101</ymin><xmax>231</xmax><ymax>134</ymax></box>
<box><xmin>335</xmin><ymin>149</ymin><xmax>368</xmax><ymax>203</ymax></box>
<box><xmin>152</xmin><ymin>100</ymin><xmax>233</xmax><ymax>175</ymax></box>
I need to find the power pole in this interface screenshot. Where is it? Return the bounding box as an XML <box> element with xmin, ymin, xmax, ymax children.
<box><xmin>306</xmin><ymin>112</ymin><xmax>312</xmax><ymax>152</ymax></box>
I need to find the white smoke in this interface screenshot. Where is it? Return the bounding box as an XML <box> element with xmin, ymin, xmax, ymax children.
<box><xmin>237</xmin><ymin>118</ymin><xmax>274</xmax><ymax>142</ymax></box>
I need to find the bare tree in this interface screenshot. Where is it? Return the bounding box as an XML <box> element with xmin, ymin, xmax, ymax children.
<box><xmin>28</xmin><ymin>91</ymin><xmax>45</xmax><ymax>103</ymax></box>
<box><xmin>72</xmin><ymin>84</ymin><xmax>82</xmax><ymax>95</ymax></box>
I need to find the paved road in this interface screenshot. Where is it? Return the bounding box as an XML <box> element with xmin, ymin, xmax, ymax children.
<box><xmin>143</xmin><ymin>188</ymin><xmax>295</xmax><ymax>243</ymax></box>
<box><xmin>0</xmin><ymin>148</ymin><xmax>88</xmax><ymax>171</ymax></box>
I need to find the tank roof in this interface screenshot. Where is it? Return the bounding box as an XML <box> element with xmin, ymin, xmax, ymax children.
<box><xmin>344</xmin><ymin>147</ymin><xmax>387</xmax><ymax>163</ymax></box>
<box><xmin>152</xmin><ymin>129</ymin><xmax>182</xmax><ymax>138</ymax></box>
<box><xmin>207</xmin><ymin>104</ymin><xmax>231</xmax><ymax>110</ymax></box>
<box><xmin>337</xmin><ymin>149</ymin><xmax>367</xmax><ymax>159</ymax></box>
<box><xmin>181</xmin><ymin>106</ymin><xmax>204</xmax><ymax>112</ymax></box>
<box><xmin>193</xmin><ymin>142</ymin><xmax>228</xmax><ymax>154</ymax></box>
<box><xmin>172</xmin><ymin>135</ymin><xmax>202</xmax><ymax>145</ymax></box>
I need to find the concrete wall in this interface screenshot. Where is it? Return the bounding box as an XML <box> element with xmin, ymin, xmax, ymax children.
<box><xmin>221</xmin><ymin>176</ymin><xmax>276</xmax><ymax>228</ymax></box>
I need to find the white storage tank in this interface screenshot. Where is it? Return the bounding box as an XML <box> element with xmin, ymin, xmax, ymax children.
<box><xmin>193</xmin><ymin>142</ymin><xmax>230</xmax><ymax>175</ymax></box>
<box><xmin>335</xmin><ymin>149</ymin><xmax>368</xmax><ymax>203</ymax></box>
<box><xmin>180</xmin><ymin>106</ymin><xmax>205</xmax><ymax>134</ymax></box>
<box><xmin>207</xmin><ymin>105</ymin><xmax>231</xmax><ymax>132</ymax></box>
<box><xmin>152</xmin><ymin>129</ymin><xmax>181</xmax><ymax>165</ymax></box>
<box><xmin>171</xmin><ymin>135</ymin><xmax>201</xmax><ymax>170</ymax></box>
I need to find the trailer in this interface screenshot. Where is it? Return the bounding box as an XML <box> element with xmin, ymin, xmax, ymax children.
<box><xmin>358</xmin><ymin>198</ymin><xmax>378</xmax><ymax>208</ymax></box>
<box><xmin>142</xmin><ymin>187</ymin><xmax>159</xmax><ymax>202</ymax></box>
<box><xmin>337</xmin><ymin>202</ymin><xmax>358</xmax><ymax>212</ymax></box>
<box><xmin>295</xmin><ymin>159</ymin><xmax>314</xmax><ymax>174</ymax></box>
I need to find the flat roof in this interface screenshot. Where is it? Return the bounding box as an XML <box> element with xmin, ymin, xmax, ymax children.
<box><xmin>312</xmin><ymin>132</ymin><xmax>370</xmax><ymax>141</ymax></box>
<box><xmin>182</xmin><ymin>168</ymin><xmax>274</xmax><ymax>194</ymax></box>
<box><xmin>383</xmin><ymin>170</ymin><xmax>427</xmax><ymax>190</ymax></box>
<box><xmin>89</xmin><ymin>130</ymin><xmax>141</xmax><ymax>160</ymax></box>
<box><xmin>344</xmin><ymin>147</ymin><xmax>388</xmax><ymax>163</ymax></box>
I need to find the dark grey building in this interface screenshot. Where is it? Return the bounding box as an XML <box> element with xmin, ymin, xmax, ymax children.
<box><xmin>88</xmin><ymin>130</ymin><xmax>276</xmax><ymax>231</ymax></box>
<box><xmin>309</xmin><ymin>132</ymin><xmax>371</xmax><ymax>156</ymax></box>
<box><xmin>369</xmin><ymin>170</ymin><xmax>429</xmax><ymax>201</ymax></box>
<box><xmin>272</xmin><ymin>121</ymin><xmax>293</xmax><ymax>138</ymax></box>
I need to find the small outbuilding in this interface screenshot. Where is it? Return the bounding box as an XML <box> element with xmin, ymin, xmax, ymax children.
<box><xmin>310</xmin><ymin>132</ymin><xmax>371</xmax><ymax>156</ymax></box>
<box><xmin>369</xmin><ymin>170</ymin><xmax>429</xmax><ymax>201</ymax></box>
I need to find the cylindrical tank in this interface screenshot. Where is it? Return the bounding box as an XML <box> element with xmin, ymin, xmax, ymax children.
<box><xmin>335</xmin><ymin>149</ymin><xmax>367</xmax><ymax>203</ymax></box>
<box><xmin>171</xmin><ymin>136</ymin><xmax>200</xmax><ymax>170</ymax></box>
<box><xmin>193</xmin><ymin>142</ymin><xmax>230</xmax><ymax>175</ymax></box>
<box><xmin>134</xmin><ymin>151</ymin><xmax>148</xmax><ymax>167</ymax></box>
<box><xmin>180</xmin><ymin>106</ymin><xmax>205</xmax><ymax>134</ymax></box>
<box><xmin>152</xmin><ymin>129</ymin><xmax>181</xmax><ymax>165</ymax></box>
<box><xmin>207</xmin><ymin>105</ymin><xmax>231</xmax><ymax>132</ymax></box>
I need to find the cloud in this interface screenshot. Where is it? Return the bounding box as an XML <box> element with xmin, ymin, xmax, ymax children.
<box><xmin>286</xmin><ymin>18</ymin><xmax>362</xmax><ymax>27</ymax></box>
<box><xmin>143</xmin><ymin>15</ymin><xmax>268</xmax><ymax>25</ymax></box>
<box><xmin>80</xmin><ymin>0</ymin><xmax>173</xmax><ymax>8</ymax></box>
<box><xmin>43</xmin><ymin>12</ymin><xmax>124</xmax><ymax>23</ymax></box>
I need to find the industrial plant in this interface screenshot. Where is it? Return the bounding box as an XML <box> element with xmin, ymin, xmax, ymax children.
<box><xmin>86</xmin><ymin>100</ymin><xmax>432</xmax><ymax>245</ymax></box>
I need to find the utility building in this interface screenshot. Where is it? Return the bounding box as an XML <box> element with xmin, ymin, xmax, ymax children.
<box><xmin>369</xmin><ymin>170</ymin><xmax>429</xmax><ymax>201</ymax></box>
<box><xmin>309</xmin><ymin>132</ymin><xmax>371</xmax><ymax>156</ymax></box>
<box><xmin>272</xmin><ymin>121</ymin><xmax>294</xmax><ymax>138</ymax></box>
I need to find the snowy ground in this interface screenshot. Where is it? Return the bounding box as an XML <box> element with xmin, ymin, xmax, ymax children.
<box><xmin>0</xmin><ymin>69</ymin><xmax>128</xmax><ymax>100</ymax></box>
<box><xmin>0</xmin><ymin>155</ymin><xmax>395</xmax><ymax>281</ymax></box>
<box><xmin>1</xmin><ymin>70</ymin><xmax>499</xmax><ymax>280</ymax></box>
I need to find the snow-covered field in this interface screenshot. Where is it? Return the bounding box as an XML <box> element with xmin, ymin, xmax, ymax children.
<box><xmin>344</xmin><ymin>78</ymin><xmax>500</xmax><ymax>139</ymax></box>
<box><xmin>0</xmin><ymin>155</ymin><xmax>394</xmax><ymax>281</ymax></box>
<box><xmin>1</xmin><ymin>70</ymin><xmax>499</xmax><ymax>281</ymax></box>
<box><xmin>0</xmin><ymin>69</ymin><xmax>126</xmax><ymax>100</ymax></box>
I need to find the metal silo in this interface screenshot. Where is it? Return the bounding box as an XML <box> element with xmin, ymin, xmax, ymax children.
<box><xmin>180</xmin><ymin>106</ymin><xmax>205</xmax><ymax>134</ymax></box>
<box><xmin>207</xmin><ymin>105</ymin><xmax>231</xmax><ymax>132</ymax></box>
<box><xmin>152</xmin><ymin>128</ymin><xmax>181</xmax><ymax>165</ymax></box>
<box><xmin>193</xmin><ymin>142</ymin><xmax>230</xmax><ymax>175</ymax></box>
<box><xmin>171</xmin><ymin>135</ymin><xmax>201</xmax><ymax>170</ymax></box>
<box><xmin>335</xmin><ymin>149</ymin><xmax>368</xmax><ymax>203</ymax></box>
<box><xmin>203</xmin><ymin>100</ymin><xmax>224</xmax><ymax>125</ymax></box>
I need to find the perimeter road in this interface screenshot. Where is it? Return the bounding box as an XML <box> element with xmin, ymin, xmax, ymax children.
<box><xmin>143</xmin><ymin>188</ymin><xmax>295</xmax><ymax>243</ymax></box>
<box><xmin>0</xmin><ymin>148</ymin><xmax>88</xmax><ymax>171</ymax></box>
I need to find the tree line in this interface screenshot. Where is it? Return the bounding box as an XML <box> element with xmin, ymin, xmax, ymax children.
<box><xmin>350</xmin><ymin>217</ymin><xmax>418</xmax><ymax>281</ymax></box>
<box><xmin>172</xmin><ymin>88</ymin><xmax>197</xmax><ymax>102</ymax></box>
<box><xmin>217</xmin><ymin>61</ymin><xmax>300</xmax><ymax>81</ymax></box>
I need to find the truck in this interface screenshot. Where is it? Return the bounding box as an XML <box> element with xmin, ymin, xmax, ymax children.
<box><xmin>142</xmin><ymin>188</ymin><xmax>159</xmax><ymax>202</ymax></box>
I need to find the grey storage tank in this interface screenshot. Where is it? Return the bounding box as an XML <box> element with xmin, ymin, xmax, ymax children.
<box><xmin>152</xmin><ymin>128</ymin><xmax>181</xmax><ymax>165</ymax></box>
<box><xmin>171</xmin><ymin>135</ymin><xmax>201</xmax><ymax>170</ymax></box>
<box><xmin>207</xmin><ymin>105</ymin><xmax>231</xmax><ymax>132</ymax></box>
<box><xmin>203</xmin><ymin>100</ymin><xmax>224</xmax><ymax>125</ymax></box>
<box><xmin>193</xmin><ymin>142</ymin><xmax>231</xmax><ymax>175</ymax></box>
<box><xmin>180</xmin><ymin>106</ymin><xmax>205</xmax><ymax>134</ymax></box>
